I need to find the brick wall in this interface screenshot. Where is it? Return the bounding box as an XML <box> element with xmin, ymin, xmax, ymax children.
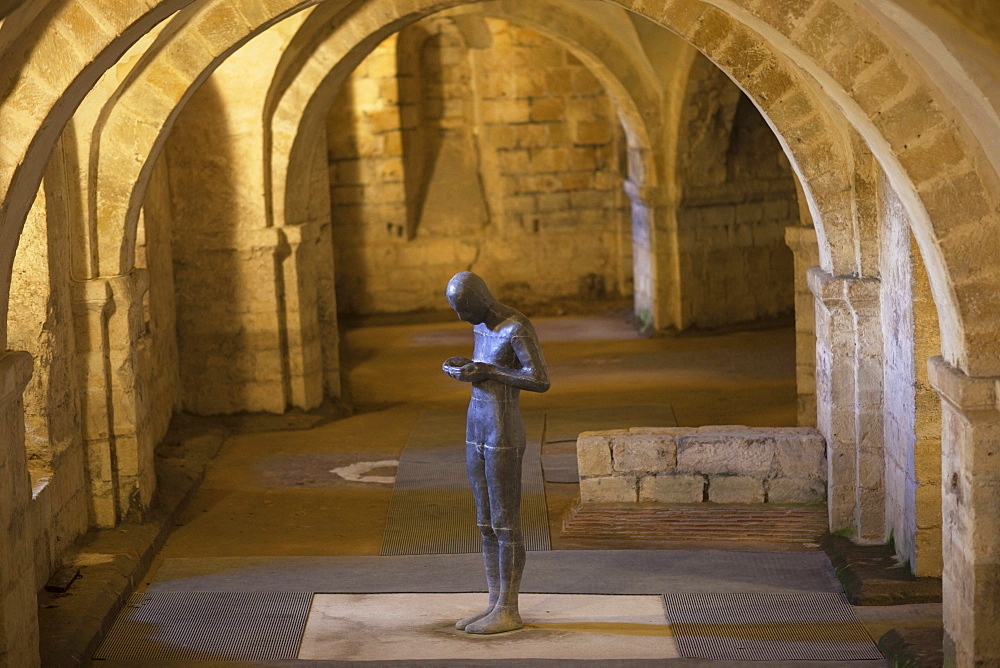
<box><xmin>577</xmin><ymin>426</ymin><xmax>826</xmax><ymax>505</ymax></box>
<box><xmin>677</xmin><ymin>61</ymin><xmax>797</xmax><ymax>328</ymax></box>
<box><xmin>328</xmin><ymin>17</ymin><xmax>632</xmax><ymax>315</ymax></box>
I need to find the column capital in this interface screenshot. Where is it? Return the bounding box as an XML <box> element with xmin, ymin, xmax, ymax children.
<box><xmin>784</xmin><ymin>226</ymin><xmax>818</xmax><ymax>252</ymax></box>
<box><xmin>928</xmin><ymin>355</ymin><xmax>1000</xmax><ymax>413</ymax></box>
<box><xmin>0</xmin><ymin>351</ymin><xmax>33</xmax><ymax>407</ymax></box>
<box><xmin>622</xmin><ymin>179</ymin><xmax>671</xmax><ymax>207</ymax></box>
<box><xmin>807</xmin><ymin>267</ymin><xmax>879</xmax><ymax>305</ymax></box>
<box><xmin>247</xmin><ymin>222</ymin><xmax>321</xmax><ymax>250</ymax></box>
<box><xmin>71</xmin><ymin>269</ymin><xmax>149</xmax><ymax>305</ymax></box>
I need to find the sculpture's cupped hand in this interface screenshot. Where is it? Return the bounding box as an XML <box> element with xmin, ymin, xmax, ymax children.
<box><xmin>443</xmin><ymin>357</ymin><xmax>471</xmax><ymax>379</ymax></box>
<box><xmin>443</xmin><ymin>356</ymin><xmax>472</xmax><ymax>369</ymax></box>
<box><xmin>443</xmin><ymin>358</ymin><xmax>493</xmax><ymax>383</ymax></box>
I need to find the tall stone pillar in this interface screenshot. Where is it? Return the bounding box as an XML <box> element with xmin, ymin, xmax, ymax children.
<box><xmin>623</xmin><ymin>180</ymin><xmax>678</xmax><ymax>332</ymax></box>
<box><xmin>71</xmin><ymin>270</ymin><xmax>153</xmax><ymax>527</ymax></box>
<box><xmin>928</xmin><ymin>356</ymin><xmax>1000</xmax><ymax>667</ymax></box>
<box><xmin>785</xmin><ymin>226</ymin><xmax>819</xmax><ymax>426</ymax></box>
<box><xmin>809</xmin><ymin>268</ymin><xmax>885</xmax><ymax>542</ymax></box>
<box><xmin>0</xmin><ymin>351</ymin><xmax>39</xmax><ymax>667</ymax></box>
<box><xmin>267</xmin><ymin>223</ymin><xmax>324</xmax><ymax>410</ymax></box>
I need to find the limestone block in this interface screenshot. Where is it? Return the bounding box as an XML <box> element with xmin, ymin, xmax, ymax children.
<box><xmin>579</xmin><ymin>476</ymin><xmax>637</xmax><ymax>504</ymax></box>
<box><xmin>774</xmin><ymin>429</ymin><xmax>826</xmax><ymax>477</ymax></box>
<box><xmin>575</xmin><ymin>120</ymin><xmax>612</xmax><ymax>145</ymax></box>
<box><xmin>639</xmin><ymin>475</ymin><xmax>705</xmax><ymax>503</ymax></box>
<box><xmin>677</xmin><ymin>431</ymin><xmax>775</xmax><ymax>475</ymax></box>
<box><xmin>708</xmin><ymin>476</ymin><xmax>765</xmax><ymax>503</ymax></box>
<box><xmin>627</xmin><ymin>427</ymin><xmax>689</xmax><ymax>436</ymax></box>
<box><xmin>768</xmin><ymin>478</ymin><xmax>826</xmax><ymax>503</ymax></box>
<box><xmin>612</xmin><ymin>436</ymin><xmax>677</xmax><ymax>473</ymax></box>
<box><xmin>576</xmin><ymin>433</ymin><xmax>612</xmax><ymax>477</ymax></box>
<box><xmin>531</xmin><ymin>97</ymin><xmax>564</xmax><ymax>122</ymax></box>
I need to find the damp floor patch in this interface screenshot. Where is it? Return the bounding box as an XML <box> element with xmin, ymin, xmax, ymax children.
<box><xmin>93</xmin><ymin>591</ymin><xmax>312</xmax><ymax>661</ymax></box>
<box><xmin>662</xmin><ymin>592</ymin><xmax>883</xmax><ymax>662</ymax></box>
<box><xmin>149</xmin><ymin>550</ymin><xmax>843</xmax><ymax>596</ymax></box>
<box><xmin>381</xmin><ymin>410</ymin><xmax>550</xmax><ymax>555</ymax></box>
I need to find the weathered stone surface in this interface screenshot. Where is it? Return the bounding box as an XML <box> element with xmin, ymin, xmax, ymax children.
<box><xmin>612</xmin><ymin>435</ymin><xmax>677</xmax><ymax>473</ymax></box>
<box><xmin>768</xmin><ymin>477</ymin><xmax>826</xmax><ymax>504</ymax></box>
<box><xmin>577</xmin><ymin>434</ymin><xmax>612</xmax><ymax>477</ymax></box>
<box><xmin>677</xmin><ymin>432</ymin><xmax>776</xmax><ymax>475</ymax></box>
<box><xmin>774</xmin><ymin>430</ymin><xmax>826</xmax><ymax>477</ymax></box>
<box><xmin>580</xmin><ymin>476</ymin><xmax>637</xmax><ymax>504</ymax></box>
<box><xmin>639</xmin><ymin>475</ymin><xmax>705</xmax><ymax>503</ymax></box>
<box><xmin>709</xmin><ymin>476</ymin><xmax>765</xmax><ymax>503</ymax></box>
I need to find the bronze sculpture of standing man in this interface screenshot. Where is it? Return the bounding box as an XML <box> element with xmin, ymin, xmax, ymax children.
<box><xmin>442</xmin><ymin>271</ymin><xmax>550</xmax><ymax>634</ymax></box>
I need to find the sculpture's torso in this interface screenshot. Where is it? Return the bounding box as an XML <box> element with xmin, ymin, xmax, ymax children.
<box><xmin>466</xmin><ymin>319</ymin><xmax>526</xmax><ymax>450</ymax></box>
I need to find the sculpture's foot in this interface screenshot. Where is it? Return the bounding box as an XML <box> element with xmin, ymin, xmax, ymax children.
<box><xmin>464</xmin><ymin>606</ymin><xmax>523</xmax><ymax>634</ymax></box>
<box><xmin>455</xmin><ymin>604</ymin><xmax>496</xmax><ymax>631</ymax></box>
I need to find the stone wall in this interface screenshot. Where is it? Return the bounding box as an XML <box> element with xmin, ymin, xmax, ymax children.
<box><xmin>165</xmin><ymin>22</ymin><xmax>331</xmax><ymax>415</ymax></box>
<box><xmin>675</xmin><ymin>58</ymin><xmax>797</xmax><ymax>329</ymax></box>
<box><xmin>9</xmin><ymin>152</ymin><xmax>89</xmax><ymax>587</ymax></box>
<box><xmin>577</xmin><ymin>426</ymin><xmax>826</xmax><ymax>505</ymax></box>
<box><xmin>0</xmin><ymin>352</ymin><xmax>39</xmax><ymax>667</ymax></box>
<box><xmin>136</xmin><ymin>154</ymin><xmax>183</xmax><ymax>451</ymax></box>
<box><xmin>328</xmin><ymin>17</ymin><xmax>632</xmax><ymax>315</ymax></box>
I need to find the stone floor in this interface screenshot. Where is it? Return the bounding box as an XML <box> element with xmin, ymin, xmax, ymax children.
<box><xmin>74</xmin><ymin>314</ymin><xmax>942</xmax><ymax>665</ymax></box>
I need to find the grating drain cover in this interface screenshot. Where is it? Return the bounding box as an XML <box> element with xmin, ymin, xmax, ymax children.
<box><xmin>662</xmin><ymin>592</ymin><xmax>884</xmax><ymax>661</ymax></box>
<box><xmin>94</xmin><ymin>591</ymin><xmax>312</xmax><ymax>660</ymax></box>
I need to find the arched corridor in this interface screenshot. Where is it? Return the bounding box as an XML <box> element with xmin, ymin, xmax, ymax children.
<box><xmin>2</xmin><ymin>0</ymin><xmax>1000</xmax><ymax>664</ymax></box>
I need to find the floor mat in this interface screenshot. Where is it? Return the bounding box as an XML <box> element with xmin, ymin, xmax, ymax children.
<box><xmin>561</xmin><ymin>503</ymin><xmax>829</xmax><ymax>545</ymax></box>
<box><xmin>93</xmin><ymin>591</ymin><xmax>312</xmax><ymax>661</ymax></box>
<box><xmin>381</xmin><ymin>410</ymin><xmax>550</xmax><ymax>555</ymax></box>
<box><xmin>663</xmin><ymin>592</ymin><xmax>883</xmax><ymax>661</ymax></box>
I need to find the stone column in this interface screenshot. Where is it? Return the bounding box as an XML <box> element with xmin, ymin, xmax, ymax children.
<box><xmin>71</xmin><ymin>270</ymin><xmax>152</xmax><ymax>527</ymax></box>
<box><xmin>623</xmin><ymin>180</ymin><xmax>678</xmax><ymax>332</ymax></box>
<box><xmin>928</xmin><ymin>356</ymin><xmax>1000</xmax><ymax>667</ymax></box>
<box><xmin>276</xmin><ymin>223</ymin><xmax>324</xmax><ymax>410</ymax></box>
<box><xmin>808</xmin><ymin>268</ymin><xmax>885</xmax><ymax>542</ymax></box>
<box><xmin>785</xmin><ymin>226</ymin><xmax>819</xmax><ymax>426</ymax></box>
<box><xmin>0</xmin><ymin>351</ymin><xmax>39</xmax><ymax>667</ymax></box>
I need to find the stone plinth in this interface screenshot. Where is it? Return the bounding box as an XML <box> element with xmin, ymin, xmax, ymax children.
<box><xmin>577</xmin><ymin>426</ymin><xmax>826</xmax><ymax>505</ymax></box>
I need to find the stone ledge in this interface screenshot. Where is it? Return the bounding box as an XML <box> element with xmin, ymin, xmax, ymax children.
<box><xmin>577</xmin><ymin>426</ymin><xmax>826</xmax><ymax>505</ymax></box>
<box><xmin>821</xmin><ymin>534</ymin><xmax>942</xmax><ymax>606</ymax></box>
<box><xmin>928</xmin><ymin>355</ymin><xmax>999</xmax><ymax>412</ymax></box>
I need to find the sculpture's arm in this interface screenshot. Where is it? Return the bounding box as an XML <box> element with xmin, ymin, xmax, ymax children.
<box><xmin>483</xmin><ymin>331</ymin><xmax>550</xmax><ymax>393</ymax></box>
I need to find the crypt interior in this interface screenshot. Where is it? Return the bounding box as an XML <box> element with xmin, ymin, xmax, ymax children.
<box><xmin>1</xmin><ymin>0</ymin><xmax>999</xmax><ymax>665</ymax></box>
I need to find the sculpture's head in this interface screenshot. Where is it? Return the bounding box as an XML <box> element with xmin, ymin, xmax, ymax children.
<box><xmin>446</xmin><ymin>271</ymin><xmax>494</xmax><ymax>324</ymax></box>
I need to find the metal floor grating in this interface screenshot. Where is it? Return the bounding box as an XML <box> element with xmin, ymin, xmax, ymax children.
<box><xmin>93</xmin><ymin>591</ymin><xmax>313</xmax><ymax>661</ymax></box>
<box><xmin>662</xmin><ymin>592</ymin><xmax>883</xmax><ymax>661</ymax></box>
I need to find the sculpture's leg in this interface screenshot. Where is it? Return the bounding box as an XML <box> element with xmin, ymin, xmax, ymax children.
<box><xmin>456</xmin><ymin>443</ymin><xmax>499</xmax><ymax>630</ymax></box>
<box><xmin>455</xmin><ymin>525</ymin><xmax>500</xmax><ymax>630</ymax></box>
<box><xmin>466</xmin><ymin>445</ymin><xmax>525</xmax><ymax>634</ymax></box>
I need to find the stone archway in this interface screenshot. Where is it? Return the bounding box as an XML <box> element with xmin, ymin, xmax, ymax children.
<box><xmin>2</xmin><ymin>1</ymin><xmax>1000</xmax><ymax>664</ymax></box>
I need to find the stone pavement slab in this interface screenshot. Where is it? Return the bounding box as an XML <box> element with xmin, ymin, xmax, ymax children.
<box><xmin>298</xmin><ymin>593</ymin><xmax>678</xmax><ymax>661</ymax></box>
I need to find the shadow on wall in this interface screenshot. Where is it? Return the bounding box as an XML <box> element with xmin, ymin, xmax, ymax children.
<box><xmin>399</xmin><ymin>26</ymin><xmax>490</xmax><ymax>241</ymax></box>
<box><xmin>327</xmin><ymin>17</ymin><xmax>633</xmax><ymax>318</ymax></box>
<box><xmin>676</xmin><ymin>55</ymin><xmax>797</xmax><ymax>329</ymax></box>
<box><xmin>165</xmin><ymin>78</ymin><xmax>248</xmax><ymax>414</ymax></box>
